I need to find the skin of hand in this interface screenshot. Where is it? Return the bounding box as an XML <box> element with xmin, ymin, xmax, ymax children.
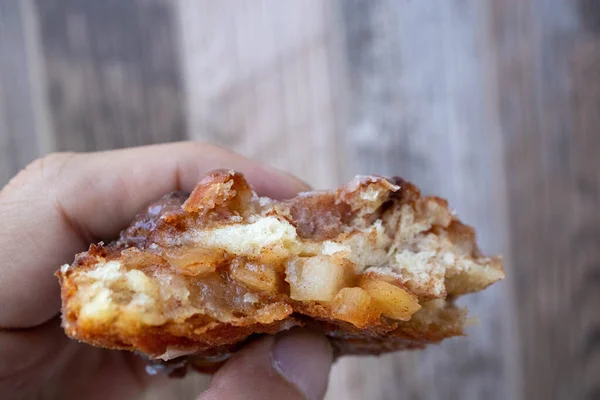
<box><xmin>0</xmin><ymin>142</ymin><xmax>333</xmax><ymax>400</ymax></box>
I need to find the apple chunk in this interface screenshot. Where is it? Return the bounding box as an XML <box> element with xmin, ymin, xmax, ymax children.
<box><xmin>230</xmin><ymin>260</ymin><xmax>280</xmax><ymax>293</ymax></box>
<box><xmin>360</xmin><ymin>278</ymin><xmax>420</xmax><ymax>321</ymax></box>
<box><xmin>331</xmin><ymin>287</ymin><xmax>374</xmax><ymax>327</ymax></box>
<box><xmin>285</xmin><ymin>256</ymin><xmax>355</xmax><ymax>301</ymax></box>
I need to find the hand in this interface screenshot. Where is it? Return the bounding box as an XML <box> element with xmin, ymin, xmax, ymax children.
<box><xmin>0</xmin><ymin>142</ymin><xmax>333</xmax><ymax>400</ymax></box>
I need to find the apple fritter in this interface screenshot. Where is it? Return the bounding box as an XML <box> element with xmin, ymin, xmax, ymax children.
<box><xmin>56</xmin><ymin>170</ymin><xmax>504</xmax><ymax>371</ymax></box>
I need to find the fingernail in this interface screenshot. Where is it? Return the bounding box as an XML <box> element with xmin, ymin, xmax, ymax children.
<box><xmin>271</xmin><ymin>328</ymin><xmax>333</xmax><ymax>400</ymax></box>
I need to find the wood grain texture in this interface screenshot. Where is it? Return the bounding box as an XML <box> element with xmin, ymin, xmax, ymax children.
<box><xmin>0</xmin><ymin>0</ymin><xmax>49</xmax><ymax>185</ymax></box>
<box><xmin>491</xmin><ymin>0</ymin><xmax>600</xmax><ymax>398</ymax></box>
<box><xmin>177</xmin><ymin>0</ymin><xmax>343</xmax><ymax>190</ymax></box>
<box><xmin>34</xmin><ymin>0</ymin><xmax>186</xmax><ymax>151</ymax></box>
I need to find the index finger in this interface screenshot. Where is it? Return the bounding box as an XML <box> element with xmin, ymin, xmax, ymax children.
<box><xmin>0</xmin><ymin>142</ymin><xmax>309</xmax><ymax>328</ymax></box>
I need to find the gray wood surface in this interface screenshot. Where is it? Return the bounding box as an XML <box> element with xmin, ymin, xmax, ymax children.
<box><xmin>1</xmin><ymin>0</ymin><xmax>599</xmax><ymax>399</ymax></box>
<box><xmin>177</xmin><ymin>0</ymin><xmax>343</xmax><ymax>190</ymax></box>
<box><xmin>491</xmin><ymin>1</ymin><xmax>600</xmax><ymax>398</ymax></box>
<box><xmin>34</xmin><ymin>0</ymin><xmax>186</xmax><ymax>151</ymax></box>
<box><xmin>0</xmin><ymin>0</ymin><xmax>47</xmax><ymax>184</ymax></box>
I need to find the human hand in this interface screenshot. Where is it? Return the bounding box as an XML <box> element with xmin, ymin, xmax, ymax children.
<box><xmin>0</xmin><ymin>143</ymin><xmax>333</xmax><ymax>400</ymax></box>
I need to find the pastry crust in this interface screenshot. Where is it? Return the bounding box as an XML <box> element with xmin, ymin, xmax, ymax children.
<box><xmin>56</xmin><ymin>170</ymin><xmax>503</xmax><ymax>370</ymax></box>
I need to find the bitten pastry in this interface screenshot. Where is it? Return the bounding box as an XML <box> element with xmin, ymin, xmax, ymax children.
<box><xmin>57</xmin><ymin>170</ymin><xmax>504</xmax><ymax>370</ymax></box>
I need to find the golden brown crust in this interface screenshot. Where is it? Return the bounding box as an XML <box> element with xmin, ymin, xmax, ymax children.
<box><xmin>56</xmin><ymin>170</ymin><xmax>503</xmax><ymax>370</ymax></box>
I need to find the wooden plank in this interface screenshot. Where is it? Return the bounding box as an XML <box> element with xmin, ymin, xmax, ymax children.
<box><xmin>491</xmin><ymin>0</ymin><xmax>600</xmax><ymax>398</ymax></box>
<box><xmin>0</xmin><ymin>0</ymin><xmax>50</xmax><ymax>185</ymax></box>
<box><xmin>333</xmin><ymin>1</ymin><xmax>517</xmax><ymax>399</ymax></box>
<box><xmin>33</xmin><ymin>0</ymin><xmax>186</xmax><ymax>151</ymax></box>
<box><xmin>177</xmin><ymin>0</ymin><xmax>342</xmax><ymax>190</ymax></box>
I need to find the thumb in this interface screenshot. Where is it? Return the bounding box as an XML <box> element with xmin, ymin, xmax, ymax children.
<box><xmin>198</xmin><ymin>328</ymin><xmax>333</xmax><ymax>400</ymax></box>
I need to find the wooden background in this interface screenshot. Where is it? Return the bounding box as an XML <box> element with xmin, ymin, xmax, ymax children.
<box><xmin>1</xmin><ymin>0</ymin><xmax>598</xmax><ymax>399</ymax></box>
